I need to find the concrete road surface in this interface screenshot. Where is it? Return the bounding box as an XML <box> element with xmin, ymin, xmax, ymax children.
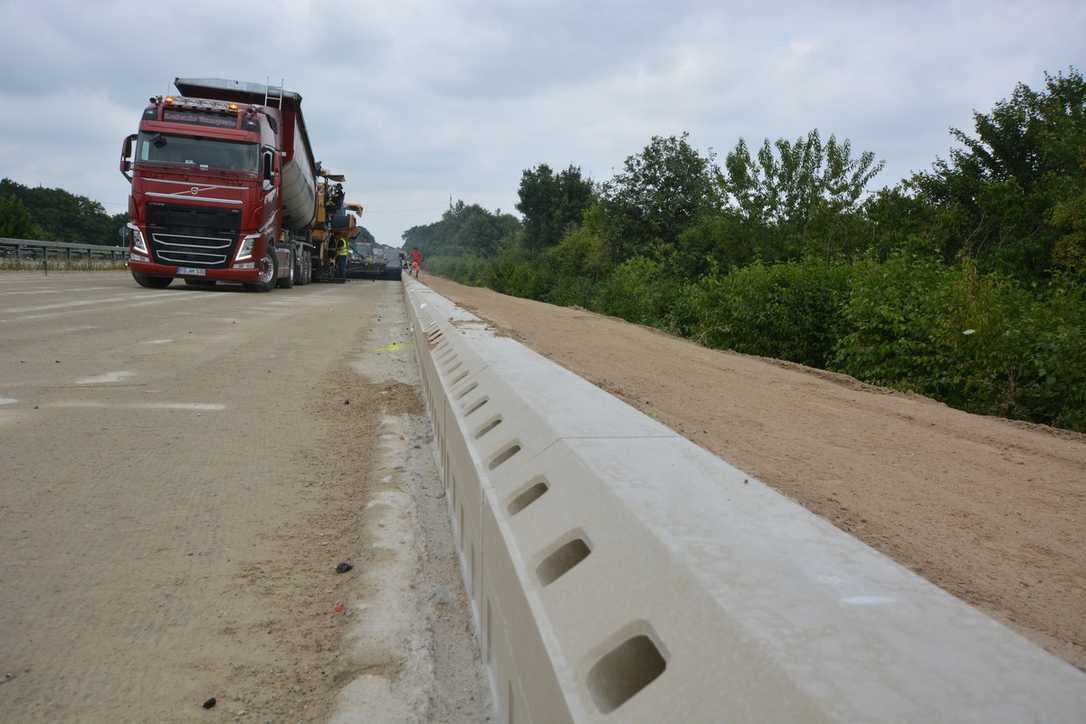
<box><xmin>0</xmin><ymin>272</ymin><xmax>485</xmax><ymax>722</ymax></box>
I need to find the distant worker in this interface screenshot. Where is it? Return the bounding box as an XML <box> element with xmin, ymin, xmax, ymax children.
<box><xmin>336</xmin><ymin>234</ymin><xmax>349</xmax><ymax>280</ymax></box>
<box><xmin>410</xmin><ymin>248</ymin><xmax>421</xmax><ymax>278</ymax></box>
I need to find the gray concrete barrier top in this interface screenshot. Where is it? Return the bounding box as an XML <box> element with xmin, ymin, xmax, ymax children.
<box><xmin>403</xmin><ymin>277</ymin><xmax>1086</xmax><ymax>724</ymax></box>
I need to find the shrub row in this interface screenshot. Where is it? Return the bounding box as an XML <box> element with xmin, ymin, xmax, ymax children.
<box><xmin>427</xmin><ymin>252</ymin><xmax>1086</xmax><ymax>432</ymax></box>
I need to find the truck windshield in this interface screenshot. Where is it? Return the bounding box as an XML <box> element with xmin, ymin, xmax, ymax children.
<box><xmin>136</xmin><ymin>132</ymin><xmax>258</xmax><ymax>172</ymax></box>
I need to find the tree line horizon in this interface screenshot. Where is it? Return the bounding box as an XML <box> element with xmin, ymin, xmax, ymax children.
<box><xmin>404</xmin><ymin>67</ymin><xmax>1086</xmax><ymax>432</ymax></box>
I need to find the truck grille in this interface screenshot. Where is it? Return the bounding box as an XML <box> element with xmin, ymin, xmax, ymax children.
<box><xmin>146</xmin><ymin>202</ymin><xmax>242</xmax><ymax>268</ymax></box>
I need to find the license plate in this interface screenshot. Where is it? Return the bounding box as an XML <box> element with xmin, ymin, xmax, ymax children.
<box><xmin>176</xmin><ymin>267</ymin><xmax>206</xmax><ymax>276</ymax></box>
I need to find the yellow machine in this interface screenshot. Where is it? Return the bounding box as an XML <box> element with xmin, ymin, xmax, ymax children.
<box><xmin>310</xmin><ymin>171</ymin><xmax>364</xmax><ymax>282</ymax></box>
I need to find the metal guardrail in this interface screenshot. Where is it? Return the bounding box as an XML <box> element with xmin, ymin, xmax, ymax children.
<box><xmin>0</xmin><ymin>237</ymin><xmax>128</xmax><ymax>263</ymax></box>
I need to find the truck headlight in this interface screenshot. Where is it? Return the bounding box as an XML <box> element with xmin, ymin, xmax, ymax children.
<box><xmin>235</xmin><ymin>233</ymin><xmax>259</xmax><ymax>262</ymax></box>
<box><xmin>127</xmin><ymin>222</ymin><xmax>149</xmax><ymax>254</ymax></box>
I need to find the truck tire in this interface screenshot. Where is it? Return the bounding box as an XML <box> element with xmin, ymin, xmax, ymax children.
<box><xmin>245</xmin><ymin>251</ymin><xmax>277</xmax><ymax>292</ymax></box>
<box><xmin>278</xmin><ymin>250</ymin><xmax>295</xmax><ymax>289</ymax></box>
<box><xmin>132</xmin><ymin>271</ymin><xmax>172</xmax><ymax>289</ymax></box>
<box><xmin>296</xmin><ymin>254</ymin><xmax>307</xmax><ymax>286</ymax></box>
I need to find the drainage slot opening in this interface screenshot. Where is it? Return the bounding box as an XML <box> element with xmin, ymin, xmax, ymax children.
<box><xmin>488</xmin><ymin>443</ymin><xmax>521</xmax><ymax>470</ymax></box>
<box><xmin>536</xmin><ymin>537</ymin><xmax>590</xmax><ymax>586</ymax></box>
<box><xmin>475</xmin><ymin>416</ymin><xmax>503</xmax><ymax>439</ymax></box>
<box><xmin>451</xmin><ymin>370</ymin><xmax>469</xmax><ymax>385</ymax></box>
<box><xmin>445</xmin><ymin>360</ymin><xmax>463</xmax><ymax>374</ymax></box>
<box><xmin>463</xmin><ymin>397</ymin><xmax>489</xmax><ymax>417</ymax></box>
<box><xmin>587</xmin><ymin>634</ymin><xmax>666</xmax><ymax>713</ymax></box>
<box><xmin>456</xmin><ymin>381</ymin><xmax>479</xmax><ymax>400</ymax></box>
<box><xmin>508</xmin><ymin>480</ymin><xmax>548</xmax><ymax>515</ymax></box>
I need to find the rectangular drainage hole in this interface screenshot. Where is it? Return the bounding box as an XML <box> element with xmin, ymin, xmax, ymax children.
<box><xmin>475</xmin><ymin>416</ymin><xmax>502</xmax><ymax>439</ymax></box>
<box><xmin>451</xmin><ymin>370</ymin><xmax>469</xmax><ymax>385</ymax></box>
<box><xmin>536</xmin><ymin>537</ymin><xmax>590</xmax><ymax>586</ymax></box>
<box><xmin>488</xmin><ymin>443</ymin><xmax>521</xmax><ymax>470</ymax></box>
<box><xmin>508</xmin><ymin>480</ymin><xmax>548</xmax><ymax>515</ymax></box>
<box><xmin>455</xmin><ymin>381</ymin><xmax>479</xmax><ymax>400</ymax></box>
<box><xmin>587</xmin><ymin>634</ymin><xmax>666</xmax><ymax>714</ymax></box>
<box><xmin>445</xmin><ymin>361</ymin><xmax>463</xmax><ymax>374</ymax></box>
<box><xmin>464</xmin><ymin>397</ymin><xmax>489</xmax><ymax>417</ymax></box>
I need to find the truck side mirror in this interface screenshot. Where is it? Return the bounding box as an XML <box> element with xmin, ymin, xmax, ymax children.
<box><xmin>120</xmin><ymin>134</ymin><xmax>137</xmax><ymax>182</ymax></box>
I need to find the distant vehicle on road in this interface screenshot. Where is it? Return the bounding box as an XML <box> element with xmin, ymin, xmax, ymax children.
<box><xmin>347</xmin><ymin>239</ymin><xmax>402</xmax><ymax>281</ymax></box>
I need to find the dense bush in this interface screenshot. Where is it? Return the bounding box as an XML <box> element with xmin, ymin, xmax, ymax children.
<box><xmin>681</xmin><ymin>258</ymin><xmax>851</xmax><ymax>368</ymax></box>
<box><xmin>409</xmin><ymin>68</ymin><xmax>1086</xmax><ymax>431</ymax></box>
<box><xmin>832</xmin><ymin>257</ymin><xmax>1086</xmax><ymax>428</ymax></box>
<box><xmin>831</xmin><ymin>254</ymin><xmax>958</xmax><ymax>393</ymax></box>
<box><xmin>591</xmin><ymin>257</ymin><xmax>677</xmax><ymax>327</ymax></box>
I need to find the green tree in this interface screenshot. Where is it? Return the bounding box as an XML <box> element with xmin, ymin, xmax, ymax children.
<box><xmin>600</xmin><ymin>133</ymin><xmax>722</xmax><ymax>261</ymax></box>
<box><xmin>721</xmin><ymin>130</ymin><xmax>884</xmax><ymax>259</ymax></box>
<box><xmin>910</xmin><ymin>67</ymin><xmax>1086</xmax><ymax>278</ymax></box>
<box><xmin>516</xmin><ymin>164</ymin><xmax>595</xmax><ymax>251</ymax></box>
<box><xmin>0</xmin><ymin>178</ymin><xmax>127</xmax><ymax>243</ymax></box>
<box><xmin>402</xmin><ymin>199</ymin><xmax>521</xmax><ymax>260</ymax></box>
<box><xmin>0</xmin><ymin>193</ymin><xmax>43</xmax><ymax>238</ymax></box>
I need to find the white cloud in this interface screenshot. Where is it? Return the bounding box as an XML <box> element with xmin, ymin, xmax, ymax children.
<box><xmin>1</xmin><ymin>0</ymin><xmax>1083</xmax><ymax>244</ymax></box>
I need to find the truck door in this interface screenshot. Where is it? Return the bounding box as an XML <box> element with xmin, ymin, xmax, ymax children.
<box><xmin>261</xmin><ymin>147</ymin><xmax>285</xmax><ymax>268</ymax></box>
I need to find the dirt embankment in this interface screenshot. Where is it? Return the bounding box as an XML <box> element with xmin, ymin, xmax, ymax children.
<box><xmin>423</xmin><ymin>273</ymin><xmax>1086</xmax><ymax>671</ymax></box>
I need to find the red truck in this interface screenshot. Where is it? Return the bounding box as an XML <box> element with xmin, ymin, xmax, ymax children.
<box><xmin>120</xmin><ymin>78</ymin><xmax>318</xmax><ymax>291</ymax></box>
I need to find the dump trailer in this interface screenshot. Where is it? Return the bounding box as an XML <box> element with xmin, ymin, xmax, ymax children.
<box><xmin>119</xmin><ymin>77</ymin><xmax>319</xmax><ymax>290</ymax></box>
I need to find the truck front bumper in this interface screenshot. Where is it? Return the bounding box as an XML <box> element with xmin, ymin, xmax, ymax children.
<box><xmin>128</xmin><ymin>260</ymin><xmax>261</xmax><ymax>283</ymax></box>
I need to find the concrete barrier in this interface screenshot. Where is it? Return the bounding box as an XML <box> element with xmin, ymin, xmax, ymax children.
<box><xmin>403</xmin><ymin>277</ymin><xmax>1086</xmax><ymax>723</ymax></box>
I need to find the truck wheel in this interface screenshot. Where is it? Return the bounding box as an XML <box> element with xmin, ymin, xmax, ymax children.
<box><xmin>132</xmin><ymin>271</ymin><xmax>172</xmax><ymax>289</ymax></box>
<box><xmin>245</xmin><ymin>251</ymin><xmax>277</xmax><ymax>292</ymax></box>
<box><xmin>296</xmin><ymin>255</ymin><xmax>307</xmax><ymax>286</ymax></box>
<box><xmin>278</xmin><ymin>250</ymin><xmax>295</xmax><ymax>289</ymax></box>
<box><xmin>301</xmin><ymin>256</ymin><xmax>311</xmax><ymax>285</ymax></box>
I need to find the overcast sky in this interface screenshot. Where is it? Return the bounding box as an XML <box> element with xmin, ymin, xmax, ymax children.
<box><xmin>1</xmin><ymin>1</ymin><xmax>1084</xmax><ymax>246</ymax></box>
